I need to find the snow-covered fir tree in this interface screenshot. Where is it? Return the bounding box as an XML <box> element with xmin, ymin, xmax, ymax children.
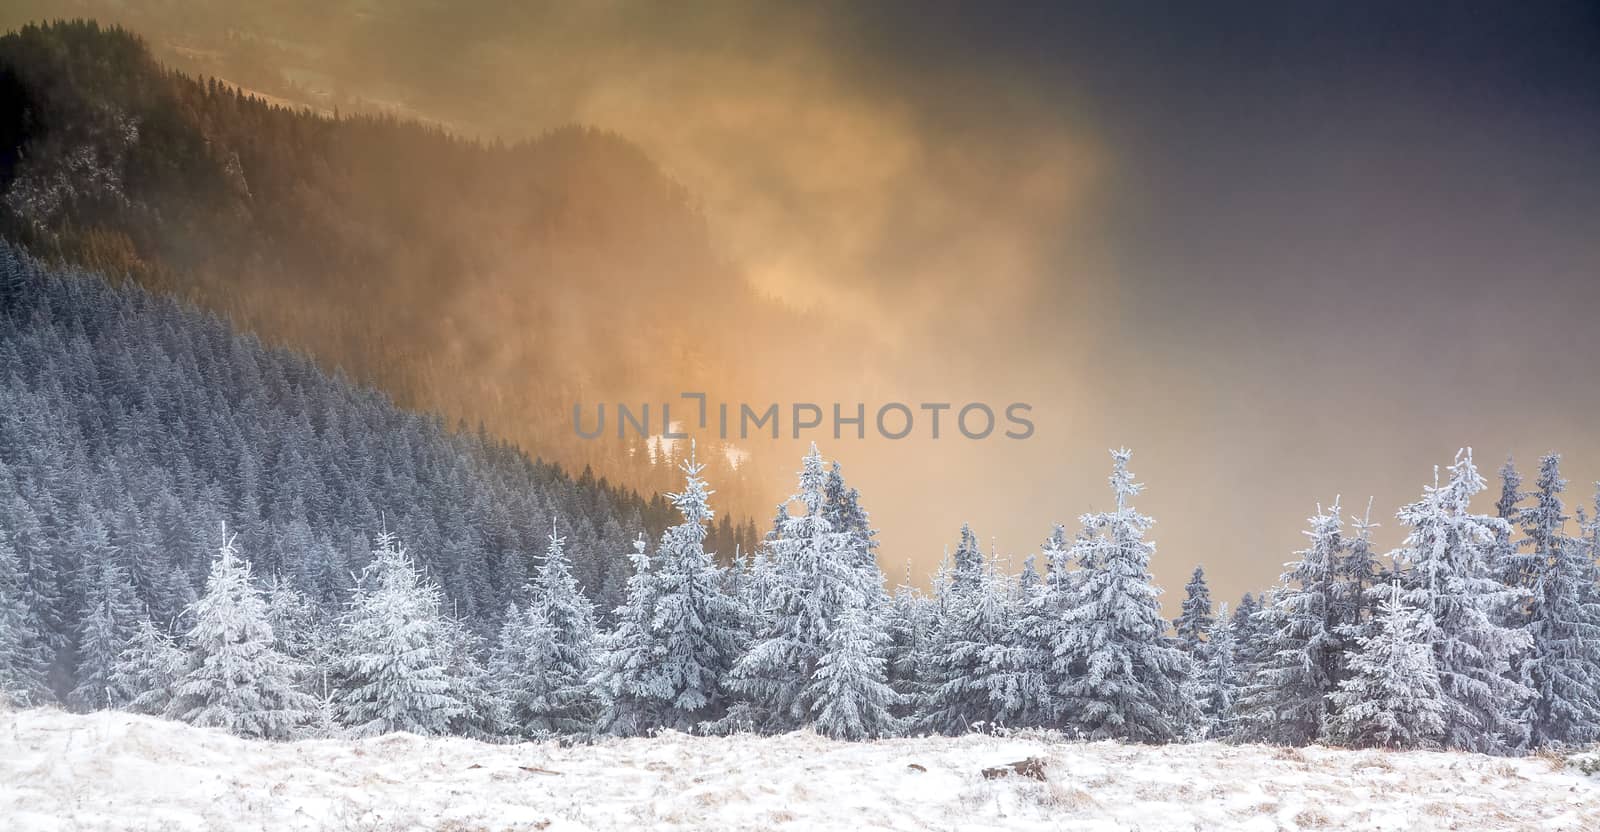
<box><xmin>1052</xmin><ymin>449</ymin><xmax>1195</xmax><ymax>742</ymax></box>
<box><xmin>1493</xmin><ymin>457</ymin><xmax>1530</xmax><ymax>597</ymax></box>
<box><xmin>0</xmin><ymin>468</ymin><xmax>64</xmax><ymax>703</ymax></box>
<box><xmin>1332</xmin><ymin>499</ymin><xmax>1381</xmax><ymax>655</ymax></box>
<box><xmin>166</xmin><ymin>532</ymin><xmax>317</xmax><ymax>739</ymax></box>
<box><xmin>1394</xmin><ymin>449</ymin><xmax>1531</xmax><ymax>754</ymax></box>
<box><xmin>1194</xmin><ymin>603</ymin><xmax>1239</xmax><ymax>740</ymax></box>
<box><xmin>983</xmin><ymin>550</ymin><xmax>1053</xmax><ymax>730</ymax></box>
<box><xmin>922</xmin><ymin>548</ymin><xmax>1025</xmax><ymax>732</ymax></box>
<box><xmin>807</xmin><ymin>604</ymin><xmax>902</xmax><ymax>740</ymax></box>
<box><xmin>1017</xmin><ymin>553</ymin><xmax>1041</xmax><ymax>598</ymax></box>
<box><xmin>1174</xmin><ymin>566</ymin><xmax>1214</xmax><ymax>655</ymax></box>
<box><xmin>950</xmin><ymin>524</ymin><xmax>983</xmax><ymax>592</ymax></box>
<box><xmin>491</xmin><ymin>603</ymin><xmax>560</xmax><ymax>736</ymax></box>
<box><xmin>884</xmin><ymin>565</ymin><xmax>931</xmax><ymax>720</ymax></box>
<box><xmin>1029</xmin><ymin>523</ymin><xmax>1078</xmax><ymax>725</ymax></box>
<box><xmin>764</xmin><ymin>503</ymin><xmax>789</xmax><ymax>545</ymax></box>
<box><xmin>1325</xmin><ymin>581</ymin><xmax>1447</xmax><ymax>750</ymax></box>
<box><xmin>725</xmin><ymin>444</ymin><xmax>871</xmax><ymax>733</ymax></box>
<box><xmin>111</xmin><ymin>618</ymin><xmax>185</xmax><ymax>716</ymax></box>
<box><xmin>497</xmin><ymin>523</ymin><xmax>597</xmax><ymax>735</ymax></box>
<box><xmin>439</xmin><ymin>613</ymin><xmax>506</xmax><ymax>739</ymax></box>
<box><xmin>68</xmin><ymin>521</ymin><xmax>140</xmax><ymax>711</ymax></box>
<box><xmin>1512</xmin><ymin>454</ymin><xmax>1600</xmax><ymax>749</ymax></box>
<box><xmin>738</xmin><ymin>542</ymin><xmax>779</xmax><ymax>637</ymax></box>
<box><xmin>262</xmin><ymin>578</ymin><xmax>331</xmax><ymax>703</ymax></box>
<box><xmin>1492</xmin><ymin>457</ymin><xmax>1537</xmax><ymax>723</ymax></box>
<box><xmin>330</xmin><ymin>532</ymin><xmax>465</xmax><ymax>737</ymax></box>
<box><xmin>0</xmin><ymin>528</ymin><xmax>51</xmax><ymax>706</ymax></box>
<box><xmin>916</xmin><ymin>526</ymin><xmax>990</xmax><ymax>732</ymax></box>
<box><xmin>643</xmin><ymin>443</ymin><xmax>742</xmax><ymax>732</ymax></box>
<box><xmin>1237</xmin><ymin>499</ymin><xmax>1345</xmax><ymax>745</ymax></box>
<box><xmin>823</xmin><ymin>460</ymin><xmax>883</xmax><ymax>606</ymax></box>
<box><xmin>1229</xmin><ymin>592</ymin><xmax>1268</xmax><ymax>695</ymax></box>
<box><xmin>590</xmin><ymin>534</ymin><xmax>662</xmax><ymax>736</ymax></box>
<box><xmin>263</xmin><ymin>579</ymin><xmax>319</xmax><ymax>669</ymax></box>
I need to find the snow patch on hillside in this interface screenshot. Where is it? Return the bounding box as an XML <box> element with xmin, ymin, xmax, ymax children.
<box><xmin>2</xmin><ymin>707</ymin><xmax>1596</xmax><ymax>831</ymax></box>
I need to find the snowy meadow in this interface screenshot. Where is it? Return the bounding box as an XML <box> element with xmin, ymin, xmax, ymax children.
<box><xmin>4</xmin><ymin>707</ymin><xmax>1597</xmax><ymax>831</ymax></box>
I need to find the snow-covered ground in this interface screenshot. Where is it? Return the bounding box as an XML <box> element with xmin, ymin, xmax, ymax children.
<box><xmin>2</xmin><ymin>708</ymin><xmax>1596</xmax><ymax>832</ymax></box>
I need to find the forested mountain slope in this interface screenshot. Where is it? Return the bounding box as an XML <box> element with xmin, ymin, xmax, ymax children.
<box><xmin>0</xmin><ymin>20</ymin><xmax>794</xmax><ymax>518</ymax></box>
<box><xmin>0</xmin><ymin>241</ymin><xmax>672</xmax><ymax>700</ymax></box>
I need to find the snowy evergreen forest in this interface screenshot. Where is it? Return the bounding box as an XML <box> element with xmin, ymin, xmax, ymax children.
<box><xmin>3</xmin><ymin>245</ymin><xmax>1600</xmax><ymax>756</ymax></box>
<box><xmin>0</xmin><ymin>243</ymin><xmax>729</xmax><ymax>706</ymax></box>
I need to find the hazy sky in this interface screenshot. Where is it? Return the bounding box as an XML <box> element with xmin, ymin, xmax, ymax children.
<box><xmin>21</xmin><ymin>1</ymin><xmax>1600</xmax><ymax>608</ymax></box>
<box><xmin>518</xmin><ymin>1</ymin><xmax>1600</xmax><ymax>605</ymax></box>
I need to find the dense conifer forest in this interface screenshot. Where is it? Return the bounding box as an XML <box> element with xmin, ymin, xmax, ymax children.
<box><xmin>0</xmin><ymin>241</ymin><xmax>700</xmax><ymax>704</ymax></box>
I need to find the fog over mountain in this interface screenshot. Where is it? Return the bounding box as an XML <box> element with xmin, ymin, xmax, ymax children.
<box><xmin>3</xmin><ymin>3</ymin><xmax>1598</xmax><ymax>609</ymax></box>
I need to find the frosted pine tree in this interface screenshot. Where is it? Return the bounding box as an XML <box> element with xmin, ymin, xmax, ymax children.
<box><xmin>0</xmin><ymin>479</ymin><xmax>63</xmax><ymax>697</ymax></box>
<box><xmin>69</xmin><ymin>530</ymin><xmax>140</xmax><ymax>711</ymax></box>
<box><xmin>1033</xmin><ymin>523</ymin><xmax>1078</xmax><ymax>727</ymax></box>
<box><xmin>884</xmin><ymin>566</ymin><xmax>931</xmax><ymax>719</ymax></box>
<box><xmin>491</xmin><ymin>603</ymin><xmax>561</xmax><ymax>736</ymax></box>
<box><xmin>646</xmin><ymin>443</ymin><xmax>742</xmax><ymax>732</ymax></box>
<box><xmin>923</xmin><ymin>549</ymin><xmax>1028</xmax><ymax>732</ymax></box>
<box><xmin>726</xmin><ymin>444</ymin><xmax>867</xmax><ymax>733</ymax></box>
<box><xmin>1172</xmin><ymin>566</ymin><xmax>1216</xmax><ymax>739</ymax></box>
<box><xmin>0</xmin><ymin>529</ymin><xmax>51</xmax><ymax>706</ymax></box>
<box><xmin>1514</xmin><ymin>454</ymin><xmax>1600</xmax><ymax>748</ymax></box>
<box><xmin>264</xmin><ymin>578</ymin><xmax>326</xmax><ymax>699</ymax></box>
<box><xmin>330</xmin><ymin>532</ymin><xmax>464</xmax><ymax>737</ymax></box>
<box><xmin>1491</xmin><ymin>457</ymin><xmax>1537</xmax><ymax>724</ymax></box>
<box><xmin>439</xmin><ymin>613</ymin><xmax>506</xmax><ymax>739</ymax></box>
<box><xmin>1018</xmin><ymin>553</ymin><xmax>1041</xmax><ymax>598</ymax></box>
<box><xmin>1237</xmin><ymin>499</ymin><xmax>1345</xmax><ymax>745</ymax></box>
<box><xmin>823</xmin><ymin>460</ymin><xmax>885</xmax><ymax>607</ymax></box>
<box><xmin>1194</xmin><ymin>603</ymin><xmax>1239</xmax><ymax>740</ymax></box>
<box><xmin>590</xmin><ymin>534</ymin><xmax>663</xmax><ymax>737</ymax></box>
<box><xmin>807</xmin><ymin>605</ymin><xmax>903</xmax><ymax>739</ymax></box>
<box><xmin>916</xmin><ymin>529</ymin><xmax>988</xmax><ymax>733</ymax></box>
<box><xmin>1493</xmin><ymin>457</ymin><xmax>1531</xmax><ymax>598</ymax></box>
<box><xmin>1394</xmin><ymin>449</ymin><xmax>1531</xmax><ymax>754</ymax></box>
<box><xmin>739</xmin><ymin>543</ymin><xmax>780</xmax><ymax>639</ymax></box>
<box><xmin>1173</xmin><ymin>566</ymin><xmax>1214</xmax><ymax>655</ymax></box>
<box><xmin>764</xmin><ymin>503</ymin><xmax>789</xmax><ymax>545</ymax></box>
<box><xmin>491</xmin><ymin>524</ymin><xmax>596</xmax><ymax>737</ymax></box>
<box><xmin>264</xmin><ymin>579</ymin><xmax>319</xmax><ymax>667</ymax></box>
<box><xmin>1326</xmin><ymin>581</ymin><xmax>1447</xmax><ymax>750</ymax></box>
<box><xmin>982</xmin><ymin>550</ymin><xmax>1052</xmax><ymax>729</ymax></box>
<box><xmin>525</xmin><ymin>522</ymin><xmax>598</xmax><ymax>731</ymax></box>
<box><xmin>112</xmin><ymin>618</ymin><xmax>185</xmax><ymax>716</ymax></box>
<box><xmin>1332</xmin><ymin>499</ymin><xmax>1381</xmax><ymax>654</ymax></box>
<box><xmin>1230</xmin><ymin>593</ymin><xmax>1269</xmax><ymax>687</ymax></box>
<box><xmin>1053</xmin><ymin>449</ymin><xmax>1194</xmax><ymax>742</ymax></box>
<box><xmin>951</xmin><ymin>524</ymin><xmax>983</xmax><ymax>591</ymax></box>
<box><xmin>167</xmin><ymin>533</ymin><xmax>317</xmax><ymax>739</ymax></box>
